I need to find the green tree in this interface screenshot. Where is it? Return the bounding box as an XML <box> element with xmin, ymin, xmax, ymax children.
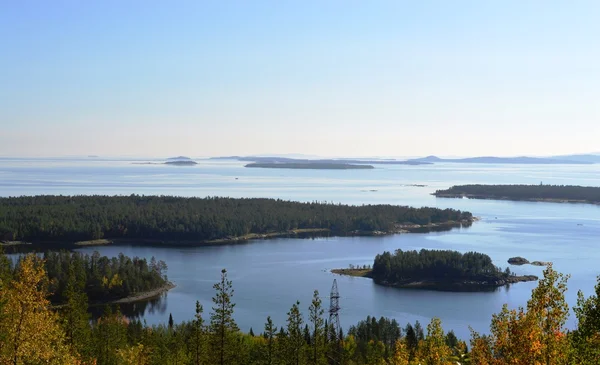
<box><xmin>61</xmin><ymin>260</ymin><xmax>92</xmax><ymax>360</ymax></box>
<box><xmin>264</xmin><ymin>316</ymin><xmax>278</xmax><ymax>365</ymax></box>
<box><xmin>572</xmin><ymin>275</ymin><xmax>600</xmax><ymax>363</ymax></box>
<box><xmin>286</xmin><ymin>300</ymin><xmax>305</xmax><ymax>365</ymax></box>
<box><xmin>209</xmin><ymin>269</ymin><xmax>239</xmax><ymax>365</ymax></box>
<box><xmin>308</xmin><ymin>290</ymin><xmax>325</xmax><ymax>365</ymax></box>
<box><xmin>193</xmin><ymin>300</ymin><xmax>205</xmax><ymax>365</ymax></box>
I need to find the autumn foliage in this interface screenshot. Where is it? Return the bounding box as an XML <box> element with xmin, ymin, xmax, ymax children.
<box><xmin>1</xmin><ymin>250</ymin><xmax>600</xmax><ymax>364</ymax></box>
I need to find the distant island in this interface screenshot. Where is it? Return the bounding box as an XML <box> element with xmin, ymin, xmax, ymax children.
<box><xmin>165</xmin><ymin>160</ymin><xmax>197</xmax><ymax>166</ymax></box>
<box><xmin>133</xmin><ymin>159</ymin><xmax>198</xmax><ymax>166</ymax></box>
<box><xmin>245</xmin><ymin>162</ymin><xmax>374</xmax><ymax>170</ymax></box>
<box><xmin>407</xmin><ymin>155</ymin><xmax>594</xmax><ymax>165</ymax></box>
<box><xmin>433</xmin><ymin>184</ymin><xmax>600</xmax><ymax>205</ymax></box>
<box><xmin>167</xmin><ymin>156</ymin><xmax>192</xmax><ymax>160</ymax></box>
<box><xmin>210</xmin><ymin>154</ymin><xmax>600</xmax><ymax>165</ymax></box>
<box><xmin>0</xmin><ymin>196</ymin><xmax>473</xmax><ymax>246</ymax></box>
<box><xmin>211</xmin><ymin>156</ymin><xmax>431</xmax><ymax>166</ymax></box>
<box><xmin>333</xmin><ymin>249</ymin><xmax>537</xmax><ymax>292</ymax></box>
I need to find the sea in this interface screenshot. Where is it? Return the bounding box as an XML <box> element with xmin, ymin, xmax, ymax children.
<box><xmin>2</xmin><ymin>157</ymin><xmax>600</xmax><ymax>340</ymax></box>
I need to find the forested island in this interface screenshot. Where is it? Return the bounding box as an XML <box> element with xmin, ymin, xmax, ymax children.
<box><xmin>333</xmin><ymin>249</ymin><xmax>537</xmax><ymax>291</ymax></box>
<box><xmin>0</xmin><ymin>195</ymin><xmax>473</xmax><ymax>245</ymax></box>
<box><xmin>245</xmin><ymin>162</ymin><xmax>375</xmax><ymax>169</ymax></box>
<box><xmin>434</xmin><ymin>184</ymin><xmax>600</xmax><ymax>204</ymax></box>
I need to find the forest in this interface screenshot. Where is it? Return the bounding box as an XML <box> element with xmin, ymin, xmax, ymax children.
<box><xmin>0</xmin><ymin>195</ymin><xmax>472</xmax><ymax>243</ymax></box>
<box><xmin>434</xmin><ymin>184</ymin><xmax>600</xmax><ymax>203</ymax></box>
<box><xmin>40</xmin><ymin>251</ymin><xmax>168</xmax><ymax>304</ymax></box>
<box><xmin>371</xmin><ymin>249</ymin><xmax>510</xmax><ymax>284</ymax></box>
<box><xmin>1</xmin><ymin>249</ymin><xmax>600</xmax><ymax>364</ymax></box>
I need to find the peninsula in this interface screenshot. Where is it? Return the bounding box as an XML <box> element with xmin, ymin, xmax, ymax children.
<box><xmin>433</xmin><ymin>184</ymin><xmax>600</xmax><ymax>205</ymax></box>
<box><xmin>245</xmin><ymin>162</ymin><xmax>374</xmax><ymax>170</ymax></box>
<box><xmin>0</xmin><ymin>195</ymin><xmax>473</xmax><ymax>246</ymax></box>
<box><xmin>333</xmin><ymin>249</ymin><xmax>537</xmax><ymax>292</ymax></box>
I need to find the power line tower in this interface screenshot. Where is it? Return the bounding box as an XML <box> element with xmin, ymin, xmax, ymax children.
<box><xmin>329</xmin><ymin>279</ymin><xmax>341</xmax><ymax>337</ymax></box>
<box><xmin>328</xmin><ymin>279</ymin><xmax>342</xmax><ymax>364</ymax></box>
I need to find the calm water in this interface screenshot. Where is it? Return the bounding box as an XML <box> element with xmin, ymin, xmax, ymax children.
<box><xmin>2</xmin><ymin>157</ymin><xmax>600</xmax><ymax>339</ymax></box>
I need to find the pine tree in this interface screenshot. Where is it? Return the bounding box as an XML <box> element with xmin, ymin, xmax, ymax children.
<box><xmin>264</xmin><ymin>316</ymin><xmax>278</xmax><ymax>365</ymax></box>
<box><xmin>169</xmin><ymin>313</ymin><xmax>174</xmax><ymax>330</ymax></box>
<box><xmin>286</xmin><ymin>300</ymin><xmax>305</xmax><ymax>365</ymax></box>
<box><xmin>209</xmin><ymin>269</ymin><xmax>239</xmax><ymax>365</ymax></box>
<box><xmin>308</xmin><ymin>290</ymin><xmax>325</xmax><ymax>364</ymax></box>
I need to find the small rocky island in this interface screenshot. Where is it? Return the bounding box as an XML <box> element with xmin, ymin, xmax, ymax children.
<box><xmin>508</xmin><ymin>257</ymin><xmax>550</xmax><ymax>266</ymax></box>
<box><xmin>333</xmin><ymin>249</ymin><xmax>538</xmax><ymax>292</ymax></box>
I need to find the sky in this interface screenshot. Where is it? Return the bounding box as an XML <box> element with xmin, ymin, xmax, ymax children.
<box><xmin>1</xmin><ymin>1</ymin><xmax>599</xmax><ymax>158</ymax></box>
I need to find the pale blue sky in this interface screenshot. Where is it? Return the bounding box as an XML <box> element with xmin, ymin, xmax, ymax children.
<box><xmin>1</xmin><ymin>1</ymin><xmax>599</xmax><ymax>157</ymax></box>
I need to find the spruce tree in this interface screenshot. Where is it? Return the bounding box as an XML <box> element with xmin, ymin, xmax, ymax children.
<box><xmin>209</xmin><ymin>269</ymin><xmax>238</xmax><ymax>365</ymax></box>
<box><xmin>61</xmin><ymin>260</ymin><xmax>92</xmax><ymax>359</ymax></box>
<box><xmin>193</xmin><ymin>300</ymin><xmax>204</xmax><ymax>365</ymax></box>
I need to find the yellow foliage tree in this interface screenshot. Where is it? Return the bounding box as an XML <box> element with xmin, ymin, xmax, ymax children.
<box><xmin>471</xmin><ymin>264</ymin><xmax>570</xmax><ymax>365</ymax></box>
<box><xmin>116</xmin><ymin>343</ymin><xmax>149</xmax><ymax>365</ymax></box>
<box><xmin>422</xmin><ymin>317</ymin><xmax>452</xmax><ymax>365</ymax></box>
<box><xmin>0</xmin><ymin>254</ymin><xmax>78</xmax><ymax>364</ymax></box>
<box><xmin>391</xmin><ymin>339</ymin><xmax>409</xmax><ymax>365</ymax></box>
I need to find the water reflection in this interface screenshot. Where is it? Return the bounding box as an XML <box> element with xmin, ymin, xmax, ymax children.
<box><xmin>89</xmin><ymin>293</ymin><xmax>169</xmax><ymax>322</ymax></box>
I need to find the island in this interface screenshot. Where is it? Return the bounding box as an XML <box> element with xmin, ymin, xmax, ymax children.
<box><xmin>407</xmin><ymin>155</ymin><xmax>593</xmax><ymax>165</ymax></box>
<box><xmin>245</xmin><ymin>162</ymin><xmax>374</xmax><ymax>170</ymax></box>
<box><xmin>165</xmin><ymin>160</ymin><xmax>198</xmax><ymax>166</ymax></box>
<box><xmin>433</xmin><ymin>184</ymin><xmax>600</xmax><ymax>205</ymax></box>
<box><xmin>508</xmin><ymin>257</ymin><xmax>551</xmax><ymax>266</ymax></box>
<box><xmin>167</xmin><ymin>156</ymin><xmax>192</xmax><ymax>160</ymax></box>
<box><xmin>0</xmin><ymin>195</ymin><xmax>474</xmax><ymax>247</ymax></box>
<box><xmin>333</xmin><ymin>249</ymin><xmax>538</xmax><ymax>292</ymax></box>
<box><xmin>211</xmin><ymin>156</ymin><xmax>432</xmax><ymax>165</ymax></box>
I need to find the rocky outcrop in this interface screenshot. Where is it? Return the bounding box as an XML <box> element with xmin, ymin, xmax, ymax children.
<box><xmin>508</xmin><ymin>257</ymin><xmax>530</xmax><ymax>265</ymax></box>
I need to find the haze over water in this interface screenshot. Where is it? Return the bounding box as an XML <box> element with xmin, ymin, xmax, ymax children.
<box><xmin>2</xmin><ymin>157</ymin><xmax>600</xmax><ymax>340</ymax></box>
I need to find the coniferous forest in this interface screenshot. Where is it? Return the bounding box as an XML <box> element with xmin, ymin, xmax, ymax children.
<box><xmin>0</xmin><ymin>195</ymin><xmax>472</xmax><ymax>243</ymax></box>
<box><xmin>372</xmin><ymin>249</ymin><xmax>508</xmax><ymax>284</ymax></box>
<box><xmin>1</xmin><ymin>248</ymin><xmax>600</xmax><ymax>364</ymax></box>
<box><xmin>40</xmin><ymin>251</ymin><xmax>168</xmax><ymax>304</ymax></box>
<box><xmin>434</xmin><ymin>184</ymin><xmax>600</xmax><ymax>204</ymax></box>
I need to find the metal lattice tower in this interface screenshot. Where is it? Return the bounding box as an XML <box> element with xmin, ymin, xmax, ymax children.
<box><xmin>329</xmin><ymin>279</ymin><xmax>341</xmax><ymax>341</ymax></box>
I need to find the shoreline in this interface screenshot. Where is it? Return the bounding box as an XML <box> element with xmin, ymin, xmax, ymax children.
<box><xmin>51</xmin><ymin>282</ymin><xmax>176</xmax><ymax>309</ymax></box>
<box><xmin>106</xmin><ymin>281</ymin><xmax>176</xmax><ymax>305</ymax></box>
<box><xmin>331</xmin><ymin>269</ymin><xmax>538</xmax><ymax>292</ymax></box>
<box><xmin>19</xmin><ymin>220</ymin><xmax>474</xmax><ymax>248</ymax></box>
<box><xmin>434</xmin><ymin>193</ymin><xmax>600</xmax><ymax>206</ymax></box>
